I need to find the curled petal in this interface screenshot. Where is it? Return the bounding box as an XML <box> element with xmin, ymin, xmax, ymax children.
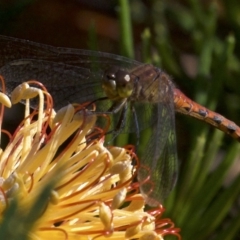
<box><xmin>0</xmin><ymin>92</ymin><xmax>11</xmax><ymax>108</ymax></box>
<box><xmin>99</xmin><ymin>202</ymin><xmax>113</xmax><ymax>232</ymax></box>
<box><xmin>21</xmin><ymin>87</ymin><xmax>41</xmax><ymax>99</ymax></box>
<box><xmin>11</xmin><ymin>82</ymin><xmax>29</xmax><ymax>104</ymax></box>
<box><xmin>112</xmin><ymin>188</ymin><xmax>127</xmax><ymax>209</ymax></box>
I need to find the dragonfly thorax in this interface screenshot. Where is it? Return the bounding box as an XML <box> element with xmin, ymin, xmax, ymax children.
<box><xmin>102</xmin><ymin>67</ymin><xmax>134</xmax><ymax>100</ymax></box>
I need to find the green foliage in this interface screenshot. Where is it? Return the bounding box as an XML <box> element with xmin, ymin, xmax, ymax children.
<box><xmin>118</xmin><ymin>0</ymin><xmax>240</xmax><ymax>239</ymax></box>
<box><xmin>0</xmin><ymin>180</ymin><xmax>57</xmax><ymax>240</ymax></box>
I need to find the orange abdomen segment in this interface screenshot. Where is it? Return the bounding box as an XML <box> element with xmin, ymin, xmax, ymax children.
<box><xmin>173</xmin><ymin>88</ymin><xmax>240</xmax><ymax>141</ymax></box>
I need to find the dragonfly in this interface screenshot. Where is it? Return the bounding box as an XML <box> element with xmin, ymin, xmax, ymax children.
<box><xmin>0</xmin><ymin>35</ymin><xmax>239</xmax><ymax>206</ymax></box>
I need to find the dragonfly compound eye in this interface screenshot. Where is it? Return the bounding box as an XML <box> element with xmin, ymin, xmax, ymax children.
<box><xmin>115</xmin><ymin>70</ymin><xmax>134</xmax><ymax>98</ymax></box>
<box><xmin>102</xmin><ymin>79</ymin><xmax>117</xmax><ymax>100</ymax></box>
<box><xmin>102</xmin><ymin>68</ymin><xmax>119</xmax><ymax>100</ymax></box>
<box><xmin>104</xmin><ymin>66</ymin><xmax>120</xmax><ymax>80</ymax></box>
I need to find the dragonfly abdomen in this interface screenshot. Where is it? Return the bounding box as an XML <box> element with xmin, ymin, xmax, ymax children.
<box><xmin>174</xmin><ymin>88</ymin><xmax>240</xmax><ymax>141</ymax></box>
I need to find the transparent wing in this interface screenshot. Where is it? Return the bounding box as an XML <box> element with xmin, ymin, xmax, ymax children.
<box><xmin>0</xmin><ymin>59</ymin><xmax>103</xmax><ymax>109</ymax></box>
<box><xmin>0</xmin><ymin>35</ymin><xmax>140</xmax><ymax>110</ymax></box>
<box><xmin>0</xmin><ymin>35</ymin><xmax>141</xmax><ymax>71</ymax></box>
<box><xmin>137</xmin><ymin>74</ymin><xmax>178</xmax><ymax>206</ymax></box>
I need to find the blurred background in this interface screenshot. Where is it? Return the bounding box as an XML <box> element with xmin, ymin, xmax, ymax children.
<box><xmin>0</xmin><ymin>0</ymin><xmax>240</xmax><ymax>239</ymax></box>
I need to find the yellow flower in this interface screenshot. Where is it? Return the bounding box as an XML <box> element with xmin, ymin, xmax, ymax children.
<box><xmin>0</xmin><ymin>79</ymin><xmax>181</xmax><ymax>240</ymax></box>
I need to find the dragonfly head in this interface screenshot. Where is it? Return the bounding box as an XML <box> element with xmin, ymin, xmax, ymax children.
<box><xmin>102</xmin><ymin>67</ymin><xmax>134</xmax><ymax>100</ymax></box>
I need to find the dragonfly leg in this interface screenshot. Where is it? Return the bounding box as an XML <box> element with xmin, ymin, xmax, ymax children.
<box><xmin>87</xmin><ymin>97</ymin><xmax>127</xmax><ymax>114</ymax></box>
<box><xmin>113</xmin><ymin>103</ymin><xmax>127</xmax><ymax>132</ymax></box>
<box><xmin>86</xmin><ymin>96</ymin><xmax>129</xmax><ymax>138</ymax></box>
<box><xmin>106</xmin><ymin>103</ymin><xmax>128</xmax><ymax>140</ymax></box>
<box><xmin>86</xmin><ymin>96</ymin><xmax>108</xmax><ymax>109</ymax></box>
<box><xmin>106</xmin><ymin>98</ymin><xmax>128</xmax><ymax>114</ymax></box>
<box><xmin>131</xmin><ymin>105</ymin><xmax>140</xmax><ymax>146</ymax></box>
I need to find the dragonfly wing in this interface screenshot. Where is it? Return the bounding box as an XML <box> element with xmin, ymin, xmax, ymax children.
<box><xmin>138</xmin><ymin>103</ymin><xmax>178</xmax><ymax>206</ymax></box>
<box><xmin>137</xmin><ymin>73</ymin><xmax>178</xmax><ymax>206</ymax></box>
<box><xmin>0</xmin><ymin>59</ymin><xmax>106</xmax><ymax>109</ymax></box>
<box><xmin>0</xmin><ymin>35</ymin><xmax>141</xmax><ymax>70</ymax></box>
<box><xmin>0</xmin><ymin>59</ymin><xmax>131</xmax><ymax>132</ymax></box>
<box><xmin>0</xmin><ymin>35</ymin><xmax>142</xmax><ymax>112</ymax></box>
